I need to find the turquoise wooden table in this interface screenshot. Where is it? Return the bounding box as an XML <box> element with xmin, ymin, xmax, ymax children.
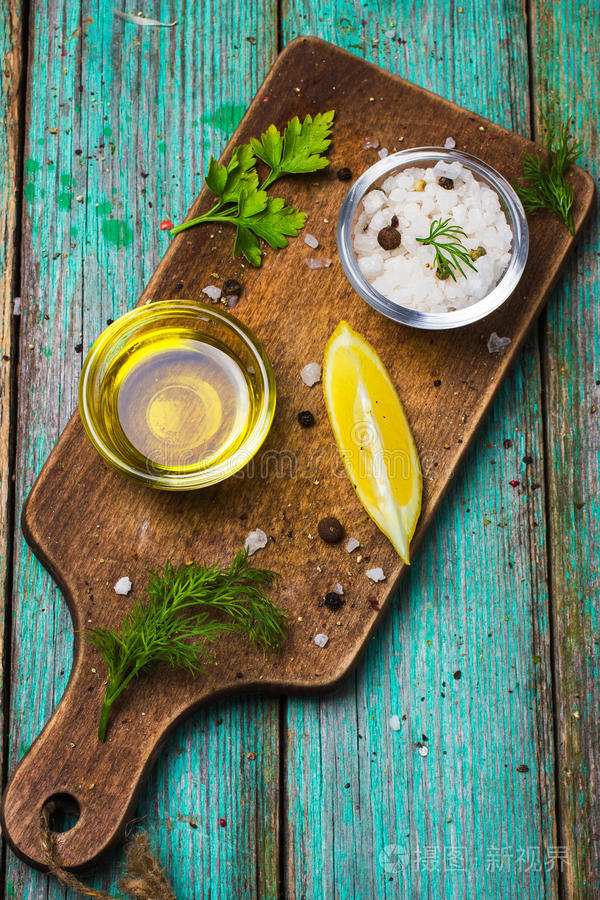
<box><xmin>0</xmin><ymin>1</ymin><xmax>598</xmax><ymax>897</ymax></box>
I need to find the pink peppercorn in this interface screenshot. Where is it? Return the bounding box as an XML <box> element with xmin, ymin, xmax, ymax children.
<box><xmin>219</xmin><ymin>818</ymin><xmax>227</xmax><ymax>827</ymax></box>
<box><xmin>509</xmin><ymin>480</ymin><xmax>520</xmax><ymax>487</ymax></box>
<box><xmin>159</xmin><ymin>219</ymin><xmax>174</xmax><ymax>231</ymax></box>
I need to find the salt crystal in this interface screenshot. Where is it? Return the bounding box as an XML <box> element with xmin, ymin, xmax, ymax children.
<box><xmin>346</xmin><ymin>537</ymin><xmax>360</xmax><ymax>553</ymax></box>
<box><xmin>305</xmin><ymin>257</ymin><xmax>332</xmax><ymax>270</ymax></box>
<box><xmin>378</xmin><ymin>147</ymin><xmax>389</xmax><ymax>159</ymax></box>
<box><xmin>389</xmin><ymin>714</ymin><xmax>401</xmax><ymax>731</ymax></box>
<box><xmin>245</xmin><ymin>528</ymin><xmax>268</xmax><ymax>556</ymax></box>
<box><xmin>444</xmin><ymin>136</ymin><xmax>456</xmax><ymax>149</ymax></box>
<box><xmin>314</xmin><ymin>633</ymin><xmax>329</xmax><ymax>648</ymax></box>
<box><xmin>114</xmin><ymin>576</ymin><xmax>132</xmax><ymax>595</ymax></box>
<box><xmin>418</xmin><ymin>745</ymin><xmax>429</xmax><ymax>757</ymax></box>
<box><xmin>202</xmin><ymin>284</ymin><xmax>221</xmax><ymax>300</ymax></box>
<box><xmin>366</xmin><ymin>567</ymin><xmax>386</xmax><ymax>582</ymax></box>
<box><xmin>225</xmin><ymin>294</ymin><xmax>239</xmax><ymax>307</ymax></box>
<box><xmin>487</xmin><ymin>331</ymin><xmax>512</xmax><ymax>353</ymax></box>
<box><xmin>333</xmin><ymin>582</ymin><xmax>344</xmax><ymax>595</ymax></box>
<box><xmin>363</xmin><ymin>137</ymin><xmax>380</xmax><ymax>150</ymax></box>
<box><xmin>301</xmin><ymin>362</ymin><xmax>322</xmax><ymax>386</ymax></box>
<box><xmin>304</xmin><ymin>233</ymin><xmax>319</xmax><ymax>249</ymax></box>
<box><xmin>13</xmin><ymin>297</ymin><xmax>21</xmax><ymax>316</ymax></box>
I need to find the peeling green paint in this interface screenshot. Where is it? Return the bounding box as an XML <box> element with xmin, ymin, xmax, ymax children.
<box><xmin>101</xmin><ymin>218</ymin><xmax>133</xmax><ymax>247</ymax></box>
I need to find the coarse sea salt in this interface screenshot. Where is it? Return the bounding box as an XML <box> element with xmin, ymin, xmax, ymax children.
<box><xmin>314</xmin><ymin>633</ymin><xmax>329</xmax><ymax>648</ymax></box>
<box><xmin>366</xmin><ymin>567</ymin><xmax>386</xmax><ymax>582</ymax></box>
<box><xmin>301</xmin><ymin>362</ymin><xmax>322</xmax><ymax>386</ymax></box>
<box><xmin>487</xmin><ymin>331</ymin><xmax>512</xmax><ymax>353</ymax></box>
<box><xmin>353</xmin><ymin>160</ymin><xmax>512</xmax><ymax>314</ymax></box>
<box><xmin>305</xmin><ymin>257</ymin><xmax>331</xmax><ymax>269</ymax></box>
<box><xmin>304</xmin><ymin>233</ymin><xmax>319</xmax><ymax>249</ymax></box>
<box><xmin>245</xmin><ymin>528</ymin><xmax>268</xmax><ymax>556</ymax></box>
<box><xmin>390</xmin><ymin>714</ymin><xmax>401</xmax><ymax>731</ymax></box>
<box><xmin>333</xmin><ymin>582</ymin><xmax>344</xmax><ymax>595</ymax></box>
<box><xmin>346</xmin><ymin>537</ymin><xmax>360</xmax><ymax>553</ymax></box>
<box><xmin>202</xmin><ymin>284</ymin><xmax>221</xmax><ymax>300</ymax></box>
<box><xmin>114</xmin><ymin>576</ymin><xmax>132</xmax><ymax>595</ymax></box>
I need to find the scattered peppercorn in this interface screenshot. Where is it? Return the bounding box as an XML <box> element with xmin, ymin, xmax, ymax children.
<box><xmin>516</xmin><ymin>764</ymin><xmax>529</xmax><ymax>773</ymax></box>
<box><xmin>390</xmin><ymin>214</ymin><xmax>399</xmax><ymax>228</ymax></box>
<box><xmin>318</xmin><ymin>516</ymin><xmax>344</xmax><ymax>544</ymax></box>
<box><xmin>469</xmin><ymin>245</ymin><xmax>487</xmax><ymax>261</ymax></box>
<box><xmin>223</xmin><ymin>278</ymin><xmax>241</xmax><ymax>296</ymax></box>
<box><xmin>413</xmin><ymin>178</ymin><xmax>426</xmax><ymax>192</ymax></box>
<box><xmin>509</xmin><ymin>479</ymin><xmax>520</xmax><ymax>487</ymax></box>
<box><xmin>433</xmin><ymin>378</ymin><xmax>442</xmax><ymax>387</ymax></box>
<box><xmin>324</xmin><ymin>591</ymin><xmax>345</xmax><ymax>611</ymax></box>
<box><xmin>453</xmin><ymin>670</ymin><xmax>462</xmax><ymax>680</ymax></box>
<box><xmin>336</xmin><ymin>167</ymin><xmax>352</xmax><ymax>181</ymax></box>
<box><xmin>522</xmin><ymin>455</ymin><xmax>534</xmax><ymax>465</ymax></box>
<box><xmin>368</xmin><ymin>596</ymin><xmax>380</xmax><ymax>611</ymax></box>
<box><xmin>377</xmin><ymin>226</ymin><xmax>401</xmax><ymax>250</ymax></box>
<box><xmin>219</xmin><ymin>818</ymin><xmax>227</xmax><ymax>827</ymax></box>
<box><xmin>503</xmin><ymin>438</ymin><xmax>512</xmax><ymax>448</ymax></box>
<box><xmin>438</xmin><ymin>177</ymin><xmax>454</xmax><ymax>190</ymax></box>
<box><xmin>297</xmin><ymin>410</ymin><xmax>315</xmax><ymax>427</ymax></box>
<box><xmin>159</xmin><ymin>219</ymin><xmax>174</xmax><ymax>230</ymax></box>
<box><xmin>74</xmin><ymin>342</ymin><xmax>83</xmax><ymax>353</ymax></box>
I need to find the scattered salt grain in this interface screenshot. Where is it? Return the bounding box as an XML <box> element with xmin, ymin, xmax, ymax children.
<box><xmin>244</xmin><ymin>528</ymin><xmax>268</xmax><ymax>556</ymax></box>
<box><xmin>202</xmin><ymin>284</ymin><xmax>221</xmax><ymax>300</ymax></box>
<box><xmin>333</xmin><ymin>582</ymin><xmax>344</xmax><ymax>595</ymax></box>
<box><xmin>13</xmin><ymin>297</ymin><xmax>21</xmax><ymax>316</ymax></box>
<box><xmin>389</xmin><ymin>715</ymin><xmax>401</xmax><ymax>731</ymax></box>
<box><xmin>304</xmin><ymin>233</ymin><xmax>319</xmax><ymax>249</ymax></box>
<box><xmin>444</xmin><ymin>136</ymin><xmax>456</xmax><ymax>149</ymax></box>
<box><xmin>363</xmin><ymin>137</ymin><xmax>380</xmax><ymax>150</ymax></box>
<box><xmin>487</xmin><ymin>332</ymin><xmax>512</xmax><ymax>353</ymax></box>
<box><xmin>418</xmin><ymin>745</ymin><xmax>429</xmax><ymax>757</ymax></box>
<box><xmin>114</xmin><ymin>576</ymin><xmax>132</xmax><ymax>595</ymax></box>
<box><xmin>225</xmin><ymin>294</ymin><xmax>239</xmax><ymax>308</ymax></box>
<box><xmin>305</xmin><ymin>257</ymin><xmax>332</xmax><ymax>270</ymax></box>
<box><xmin>346</xmin><ymin>537</ymin><xmax>360</xmax><ymax>553</ymax></box>
<box><xmin>366</xmin><ymin>567</ymin><xmax>386</xmax><ymax>582</ymax></box>
<box><xmin>378</xmin><ymin>147</ymin><xmax>389</xmax><ymax>159</ymax></box>
<box><xmin>301</xmin><ymin>362</ymin><xmax>322</xmax><ymax>386</ymax></box>
<box><xmin>314</xmin><ymin>633</ymin><xmax>329</xmax><ymax>648</ymax></box>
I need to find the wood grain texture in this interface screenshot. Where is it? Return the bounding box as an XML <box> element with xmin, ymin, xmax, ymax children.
<box><xmin>532</xmin><ymin>0</ymin><xmax>600</xmax><ymax>894</ymax></box>
<box><xmin>2</xmin><ymin>35</ymin><xmax>593</xmax><ymax>875</ymax></box>
<box><xmin>279</xmin><ymin>3</ymin><xmax>568</xmax><ymax>897</ymax></box>
<box><xmin>4</xmin><ymin>1</ymin><xmax>280</xmax><ymax>896</ymax></box>
<box><xmin>0</xmin><ymin>0</ymin><xmax>23</xmax><ymax>788</ymax></box>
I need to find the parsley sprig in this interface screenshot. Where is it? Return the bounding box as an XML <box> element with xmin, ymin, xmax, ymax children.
<box><xmin>170</xmin><ymin>111</ymin><xmax>335</xmax><ymax>266</ymax></box>
<box><xmin>87</xmin><ymin>549</ymin><xmax>286</xmax><ymax>741</ymax></box>
<box><xmin>517</xmin><ymin>116</ymin><xmax>582</xmax><ymax>234</ymax></box>
<box><xmin>417</xmin><ymin>217</ymin><xmax>478</xmax><ymax>281</ymax></box>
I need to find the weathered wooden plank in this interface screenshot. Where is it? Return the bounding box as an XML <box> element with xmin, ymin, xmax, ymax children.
<box><xmin>0</xmin><ymin>0</ymin><xmax>23</xmax><ymax>793</ymax></box>
<box><xmin>281</xmin><ymin>3</ymin><xmax>558</xmax><ymax>897</ymax></box>
<box><xmin>5</xmin><ymin>1</ymin><xmax>279</xmax><ymax>896</ymax></box>
<box><xmin>531</xmin><ymin>1</ymin><xmax>600</xmax><ymax>894</ymax></box>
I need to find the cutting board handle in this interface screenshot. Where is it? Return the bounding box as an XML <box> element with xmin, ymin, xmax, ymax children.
<box><xmin>1</xmin><ymin>648</ymin><xmax>165</xmax><ymax>870</ymax></box>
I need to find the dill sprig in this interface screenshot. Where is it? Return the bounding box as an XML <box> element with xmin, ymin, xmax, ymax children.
<box><xmin>517</xmin><ymin>116</ymin><xmax>583</xmax><ymax>234</ymax></box>
<box><xmin>416</xmin><ymin>217</ymin><xmax>478</xmax><ymax>281</ymax></box>
<box><xmin>87</xmin><ymin>549</ymin><xmax>286</xmax><ymax>741</ymax></box>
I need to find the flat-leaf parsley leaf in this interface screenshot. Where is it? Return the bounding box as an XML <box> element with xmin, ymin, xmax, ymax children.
<box><xmin>170</xmin><ymin>111</ymin><xmax>334</xmax><ymax>266</ymax></box>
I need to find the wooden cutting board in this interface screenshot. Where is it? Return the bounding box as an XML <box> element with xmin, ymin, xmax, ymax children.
<box><xmin>2</xmin><ymin>37</ymin><xmax>594</xmax><ymax>871</ymax></box>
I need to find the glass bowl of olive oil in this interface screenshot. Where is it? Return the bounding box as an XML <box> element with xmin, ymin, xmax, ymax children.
<box><xmin>79</xmin><ymin>300</ymin><xmax>276</xmax><ymax>489</ymax></box>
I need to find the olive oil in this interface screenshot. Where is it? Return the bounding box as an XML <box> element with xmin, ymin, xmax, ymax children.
<box><xmin>98</xmin><ymin>327</ymin><xmax>256</xmax><ymax>475</ymax></box>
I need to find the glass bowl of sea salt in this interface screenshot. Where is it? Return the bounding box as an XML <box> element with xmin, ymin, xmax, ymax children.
<box><xmin>337</xmin><ymin>147</ymin><xmax>528</xmax><ymax>329</ymax></box>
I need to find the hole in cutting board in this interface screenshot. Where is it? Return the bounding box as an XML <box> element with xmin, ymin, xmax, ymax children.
<box><xmin>43</xmin><ymin>793</ymin><xmax>81</xmax><ymax>834</ymax></box>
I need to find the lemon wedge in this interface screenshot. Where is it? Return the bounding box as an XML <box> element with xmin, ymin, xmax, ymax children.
<box><xmin>323</xmin><ymin>321</ymin><xmax>422</xmax><ymax>564</ymax></box>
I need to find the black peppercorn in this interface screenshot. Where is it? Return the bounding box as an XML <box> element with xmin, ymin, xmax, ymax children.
<box><xmin>297</xmin><ymin>410</ymin><xmax>315</xmax><ymax>427</ymax></box>
<box><xmin>336</xmin><ymin>167</ymin><xmax>352</xmax><ymax>181</ymax></box>
<box><xmin>438</xmin><ymin>176</ymin><xmax>454</xmax><ymax>190</ymax></box>
<box><xmin>324</xmin><ymin>591</ymin><xmax>345</xmax><ymax>611</ymax></box>
<box><xmin>433</xmin><ymin>378</ymin><xmax>442</xmax><ymax>387</ymax></box>
<box><xmin>223</xmin><ymin>278</ymin><xmax>242</xmax><ymax>296</ymax></box>
<box><xmin>377</xmin><ymin>226</ymin><xmax>402</xmax><ymax>250</ymax></box>
<box><xmin>318</xmin><ymin>516</ymin><xmax>344</xmax><ymax>544</ymax></box>
<box><xmin>390</xmin><ymin>214</ymin><xmax>399</xmax><ymax>228</ymax></box>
